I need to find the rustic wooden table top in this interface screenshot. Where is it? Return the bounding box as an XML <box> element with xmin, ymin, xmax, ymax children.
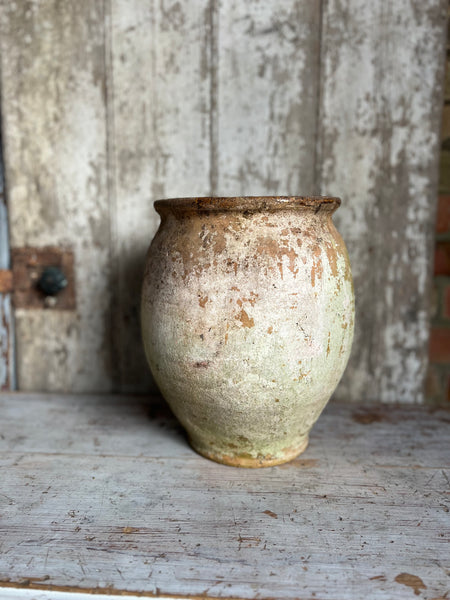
<box><xmin>0</xmin><ymin>393</ymin><xmax>448</xmax><ymax>600</ymax></box>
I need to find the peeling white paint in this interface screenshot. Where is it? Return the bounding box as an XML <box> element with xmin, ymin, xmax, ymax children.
<box><xmin>216</xmin><ymin>0</ymin><xmax>320</xmax><ymax>196</ymax></box>
<box><xmin>318</xmin><ymin>0</ymin><xmax>446</xmax><ymax>402</ymax></box>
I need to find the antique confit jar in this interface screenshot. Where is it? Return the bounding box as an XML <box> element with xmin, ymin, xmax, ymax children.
<box><xmin>141</xmin><ymin>197</ymin><xmax>354</xmax><ymax>467</ymax></box>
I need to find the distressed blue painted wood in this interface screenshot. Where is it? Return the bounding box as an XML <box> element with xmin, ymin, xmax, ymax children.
<box><xmin>0</xmin><ymin>130</ymin><xmax>15</xmax><ymax>391</ymax></box>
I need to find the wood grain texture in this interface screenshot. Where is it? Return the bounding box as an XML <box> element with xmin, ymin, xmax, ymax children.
<box><xmin>317</xmin><ymin>0</ymin><xmax>448</xmax><ymax>403</ymax></box>
<box><xmin>0</xmin><ymin>590</ymin><xmax>172</xmax><ymax>600</ymax></box>
<box><xmin>0</xmin><ymin>392</ymin><xmax>449</xmax><ymax>599</ymax></box>
<box><xmin>108</xmin><ymin>0</ymin><xmax>212</xmax><ymax>391</ymax></box>
<box><xmin>0</xmin><ymin>1</ymin><xmax>114</xmax><ymax>391</ymax></box>
<box><xmin>0</xmin><ymin>587</ymin><xmax>160</xmax><ymax>600</ymax></box>
<box><xmin>215</xmin><ymin>0</ymin><xmax>321</xmax><ymax>195</ymax></box>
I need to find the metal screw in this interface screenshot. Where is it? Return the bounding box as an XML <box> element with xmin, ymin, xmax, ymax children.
<box><xmin>37</xmin><ymin>266</ymin><xmax>67</xmax><ymax>296</ymax></box>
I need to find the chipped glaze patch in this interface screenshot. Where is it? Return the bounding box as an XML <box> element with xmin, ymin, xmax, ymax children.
<box><xmin>142</xmin><ymin>197</ymin><xmax>355</xmax><ymax>467</ymax></box>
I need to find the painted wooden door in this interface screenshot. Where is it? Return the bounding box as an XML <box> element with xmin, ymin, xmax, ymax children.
<box><xmin>0</xmin><ymin>0</ymin><xmax>446</xmax><ymax>401</ymax></box>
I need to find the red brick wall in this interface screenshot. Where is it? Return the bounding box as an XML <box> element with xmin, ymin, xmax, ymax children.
<box><xmin>428</xmin><ymin>195</ymin><xmax>450</xmax><ymax>404</ymax></box>
<box><xmin>427</xmin><ymin>16</ymin><xmax>450</xmax><ymax>404</ymax></box>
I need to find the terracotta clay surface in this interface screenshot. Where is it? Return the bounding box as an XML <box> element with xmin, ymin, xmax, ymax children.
<box><xmin>141</xmin><ymin>197</ymin><xmax>354</xmax><ymax>467</ymax></box>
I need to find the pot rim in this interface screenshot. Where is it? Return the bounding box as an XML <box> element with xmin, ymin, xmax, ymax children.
<box><xmin>154</xmin><ymin>196</ymin><xmax>341</xmax><ymax>213</ymax></box>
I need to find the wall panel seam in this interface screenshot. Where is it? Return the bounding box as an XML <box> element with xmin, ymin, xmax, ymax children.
<box><xmin>313</xmin><ymin>0</ymin><xmax>325</xmax><ymax>196</ymax></box>
<box><xmin>104</xmin><ymin>0</ymin><xmax>120</xmax><ymax>389</ymax></box>
<box><xmin>209</xmin><ymin>0</ymin><xmax>219</xmax><ymax>196</ymax></box>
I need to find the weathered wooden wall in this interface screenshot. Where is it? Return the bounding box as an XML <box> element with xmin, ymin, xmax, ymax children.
<box><xmin>0</xmin><ymin>0</ymin><xmax>447</xmax><ymax>401</ymax></box>
<box><xmin>317</xmin><ymin>0</ymin><xmax>447</xmax><ymax>402</ymax></box>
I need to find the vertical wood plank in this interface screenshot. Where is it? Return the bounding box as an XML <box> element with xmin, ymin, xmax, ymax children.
<box><xmin>109</xmin><ymin>0</ymin><xmax>212</xmax><ymax>390</ymax></box>
<box><xmin>0</xmin><ymin>132</ymin><xmax>16</xmax><ymax>391</ymax></box>
<box><xmin>317</xmin><ymin>0</ymin><xmax>447</xmax><ymax>402</ymax></box>
<box><xmin>216</xmin><ymin>0</ymin><xmax>321</xmax><ymax>195</ymax></box>
<box><xmin>0</xmin><ymin>1</ymin><xmax>114</xmax><ymax>391</ymax></box>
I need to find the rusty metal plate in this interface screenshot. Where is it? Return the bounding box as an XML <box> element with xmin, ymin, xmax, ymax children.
<box><xmin>11</xmin><ymin>247</ymin><xmax>76</xmax><ymax>310</ymax></box>
<box><xmin>0</xmin><ymin>269</ymin><xmax>13</xmax><ymax>294</ymax></box>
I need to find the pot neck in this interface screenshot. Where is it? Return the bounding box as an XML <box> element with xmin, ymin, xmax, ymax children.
<box><xmin>154</xmin><ymin>196</ymin><xmax>341</xmax><ymax>217</ymax></box>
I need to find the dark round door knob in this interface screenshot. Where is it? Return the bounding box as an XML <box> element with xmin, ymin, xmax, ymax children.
<box><xmin>38</xmin><ymin>267</ymin><xmax>68</xmax><ymax>296</ymax></box>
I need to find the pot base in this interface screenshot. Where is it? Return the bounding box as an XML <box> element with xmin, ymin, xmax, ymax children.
<box><xmin>188</xmin><ymin>436</ymin><xmax>309</xmax><ymax>468</ymax></box>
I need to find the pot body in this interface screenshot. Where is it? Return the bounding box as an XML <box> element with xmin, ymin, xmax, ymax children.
<box><xmin>141</xmin><ymin>197</ymin><xmax>354</xmax><ymax>467</ymax></box>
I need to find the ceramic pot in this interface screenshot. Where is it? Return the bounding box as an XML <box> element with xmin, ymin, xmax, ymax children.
<box><xmin>141</xmin><ymin>197</ymin><xmax>354</xmax><ymax>467</ymax></box>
